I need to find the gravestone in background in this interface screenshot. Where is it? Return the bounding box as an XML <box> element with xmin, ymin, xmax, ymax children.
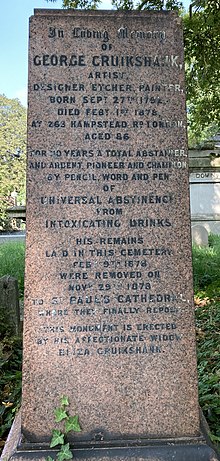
<box><xmin>192</xmin><ymin>224</ymin><xmax>209</xmax><ymax>246</ymax></box>
<box><xmin>0</xmin><ymin>276</ymin><xmax>21</xmax><ymax>335</ymax></box>
<box><xmin>4</xmin><ymin>9</ymin><xmax>219</xmax><ymax>461</ymax></box>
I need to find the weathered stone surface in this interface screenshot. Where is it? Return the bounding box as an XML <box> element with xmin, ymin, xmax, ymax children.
<box><xmin>3</xmin><ymin>411</ymin><xmax>220</xmax><ymax>461</ymax></box>
<box><xmin>22</xmin><ymin>9</ymin><xmax>199</xmax><ymax>447</ymax></box>
<box><xmin>0</xmin><ymin>275</ymin><xmax>21</xmax><ymax>335</ymax></box>
<box><xmin>192</xmin><ymin>225</ymin><xmax>209</xmax><ymax>246</ymax></box>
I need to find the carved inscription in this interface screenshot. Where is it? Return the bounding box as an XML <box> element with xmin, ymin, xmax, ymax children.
<box><xmin>27</xmin><ymin>12</ymin><xmax>190</xmax><ymax>361</ymax></box>
<box><xmin>19</xmin><ymin>11</ymin><xmax>203</xmax><ymax>443</ymax></box>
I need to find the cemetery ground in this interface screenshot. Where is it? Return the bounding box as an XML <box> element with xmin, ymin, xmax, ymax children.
<box><xmin>0</xmin><ymin>239</ymin><xmax>219</xmax><ymax>454</ymax></box>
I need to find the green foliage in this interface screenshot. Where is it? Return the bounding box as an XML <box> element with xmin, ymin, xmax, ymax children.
<box><xmin>0</xmin><ymin>95</ymin><xmax>27</xmax><ymax>230</ymax></box>
<box><xmin>0</xmin><ymin>242</ymin><xmax>23</xmax><ymax>449</ymax></box>
<box><xmin>208</xmin><ymin>232</ymin><xmax>220</xmax><ymax>248</ymax></box>
<box><xmin>47</xmin><ymin>396</ymin><xmax>82</xmax><ymax>461</ymax></box>
<box><xmin>187</xmin><ymin>123</ymin><xmax>219</xmax><ymax>150</ymax></box>
<box><xmin>0</xmin><ymin>336</ymin><xmax>22</xmax><ymax>445</ymax></box>
<box><xmin>57</xmin><ymin>444</ymin><xmax>73</xmax><ymax>461</ymax></box>
<box><xmin>50</xmin><ymin>429</ymin><xmax>65</xmax><ymax>447</ymax></box>
<box><xmin>0</xmin><ymin>242</ymin><xmax>25</xmax><ymax>297</ymax></box>
<box><xmin>54</xmin><ymin>408</ymin><xmax>68</xmax><ymax>423</ymax></box>
<box><xmin>61</xmin><ymin>396</ymin><xmax>69</xmax><ymax>406</ymax></box>
<box><xmin>195</xmin><ymin>301</ymin><xmax>220</xmax><ymax>442</ymax></box>
<box><xmin>192</xmin><ymin>235</ymin><xmax>220</xmax><ymax>291</ymax></box>
<box><xmin>193</xmin><ymin>234</ymin><xmax>220</xmax><ymax>443</ymax></box>
<box><xmin>47</xmin><ymin>0</ymin><xmax>184</xmax><ymax>11</ymax></box>
<box><xmin>111</xmin><ymin>0</ymin><xmax>134</xmax><ymax>10</ymax></box>
<box><xmin>184</xmin><ymin>2</ymin><xmax>220</xmax><ymax>141</ymax></box>
<box><xmin>65</xmin><ymin>415</ymin><xmax>81</xmax><ymax>433</ymax></box>
<box><xmin>47</xmin><ymin>0</ymin><xmax>101</xmax><ymax>9</ymax></box>
<box><xmin>137</xmin><ymin>0</ymin><xmax>183</xmax><ymax>11</ymax></box>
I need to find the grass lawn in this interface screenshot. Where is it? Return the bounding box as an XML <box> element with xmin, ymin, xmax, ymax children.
<box><xmin>0</xmin><ymin>241</ymin><xmax>25</xmax><ymax>297</ymax></box>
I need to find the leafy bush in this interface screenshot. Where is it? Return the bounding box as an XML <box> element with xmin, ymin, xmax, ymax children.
<box><xmin>0</xmin><ymin>241</ymin><xmax>24</xmax><ymax>449</ymax></box>
<box><xmin>192</xmin><ymin>245</ymin><xmax>220</xmax><ymax>292</ymax></box>
<box><xmin>0</xmin><ymin>335</ymin><xmax>22</xmax><ymax>447</ymax></box>
<box><xmin>195</xmin><ymin>299</ymin><xmax>220</xmax><ymax>443</ymax></box>
<box><xmin>193</xmin><ymin>234</ymin><xmax>220</xmax><ymax>444</ymax></box>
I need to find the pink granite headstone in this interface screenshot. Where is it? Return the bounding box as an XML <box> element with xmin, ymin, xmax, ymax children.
<box><xmin>6</xmin><ymin>9</ymin><xmax>218</xmax><ymax>461</ymax></box>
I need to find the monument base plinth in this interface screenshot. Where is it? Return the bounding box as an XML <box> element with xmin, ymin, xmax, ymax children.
<box><xmin>2</xmin><ymin>412</ymin><xmax>219</xmax><ymax>461</ymax></box>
